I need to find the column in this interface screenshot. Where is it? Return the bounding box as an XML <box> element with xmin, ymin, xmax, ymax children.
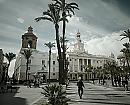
<box><xmin>83</xmin><ymin>59</ymin><xmax>84</xmax><ymax>72</ymax></box>
<box><xmin>87</xmin><ymin>59</ymin><xmax>88</xmax><ymax>66</ymax></box>
<box><xmin>77</xmin><ymin>58</ymin><xmax>79</xmax><ymax>72</ymax></box>
<box><xmin>72</xmin><ymin>58</ymin><xmax>74</xmax><ymax>72</ymax></box>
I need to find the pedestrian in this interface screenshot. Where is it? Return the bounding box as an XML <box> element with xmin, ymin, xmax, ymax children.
<box><xmin>114</xmin><ymin>76</ymin><xmax>117</xmax><ymax>87</ymax></box>
<box><xmin>102</xmin><ymin>78</ymin><xmax>105</xmax><ymax>85</ymax></box>
<box><xmin>92</xmin><ymin>78</ymin><xmax>95</xmax><ymax>84</ymax></box>
<box><xmin>122</xmin><ymin>76</ymin><xmax>128</xmax><ymax>91</ymax></box>
<box><xmin>77</xmin><ymin>77</ymin><xmax>85</xmax><ymax>99</ymax></box>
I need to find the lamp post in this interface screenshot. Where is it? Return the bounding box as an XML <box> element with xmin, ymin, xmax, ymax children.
<box><xmin>28</xmin><ymin>71</ymin><xmax>31</xmax><ymax>87</ymax></box>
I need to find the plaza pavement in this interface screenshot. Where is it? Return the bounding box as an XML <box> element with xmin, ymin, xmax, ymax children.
<box><xmin>0</xmin><ymin>80</ymin><xmax>130</xmax><ymax>105</ymax></box>
<box><xmin>66</xmin><ymin>81</ymin><xmax>130</xmax><ymax>105</ymax></box>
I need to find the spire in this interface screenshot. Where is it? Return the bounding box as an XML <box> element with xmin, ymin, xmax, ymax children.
<box><xmin>28</xmin><ymin>26</ymin><xmax>33</xmax><ymax>33</ymax></box>
<box><xmin>77</xmin><ymin>29</ymin><xmax>80</xmax><ymax>34</ymax></box>
<box><xmin>77</xmin><ymin>29</ymin><xmax>80</xmax><ymax>38</ymax></box>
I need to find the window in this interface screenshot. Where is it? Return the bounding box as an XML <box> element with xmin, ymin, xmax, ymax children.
<box><xmin>42</xmin><ymin>60</ymin><xmax>45</xmax><ymax>65</ymax></box>
<box><xmin>53</xmin><ymin>73</ymin><xmax>55</xmax><ymax>75</ymax></box>
<box><xmin>70</xmin><ymin>59</ymin><xmax>71</xmax><ymax>61</ymax></box>
<box><xmin>28</xmin><ymin>67</ymin><xmax>30</xmax><ymax>70</ymax></box>
<box><xmin>53</xmin><ymin>68</ymin><xmax>55</xmax><ymax>72</ymax></box>
<box><xmin>29</xmin><ymin>59</ymin><xmax>31</xmax><ymax>64</ymax></box>
<box><xmin>53</xmin><ymin>61</ymin><xmax>55</xmax><ymax>65</ymax></box>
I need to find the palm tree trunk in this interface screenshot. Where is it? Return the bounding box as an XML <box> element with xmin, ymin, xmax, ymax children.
<box><xmin>55</xmin><ymin>24</ymin><xmax>63</xmax><ymax>84</ymax></box>
<box><xmin>62</xmin><ymin>19</ymin><xmax>66</xmax><ymax>84</ymax></box>
<box><xmin>26</xmin><ymin>60</ymin><xmax>29</xmax><ymax>82</ymax></box>
<box><xmin>5</xmin><ymin>63</ymin><xmax>10</xmax><ymax>85</ymax></box>
<box><xmin>49</xmin><ymin>50</ymin><xmax>51</xmax><ymax>84</ymax></box>
<box><xmin>62</xmin><ymin>9</ymin><xmax>67</xmax><ymax>84</ymax></box>
<box><xmin>110</xmin><ymin>70</ymin><xmax>114</xmax><ymax>86</ymax></box>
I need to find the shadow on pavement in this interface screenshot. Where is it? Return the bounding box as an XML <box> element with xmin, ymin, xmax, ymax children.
<box><xmin>0</xmin><ymin>86</ymin><xmax>27</xmax><ymax>105</ymax></box>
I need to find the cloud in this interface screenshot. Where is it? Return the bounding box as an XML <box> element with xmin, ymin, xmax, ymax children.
<box><xmin>17</xmin><ymin>18</ymin><xmax>24</xmax><ymax>23</ymax></box>
<box><xmin>84</xmin><ymin>30</ymin><xmax>127</xmax><ymax>57</ymax></box>
<box><xmin>1</xmin><ymin>0</ymin><xmax>130</xmax><ymax>77</ymax></box>
<box><xmin>0</xmin><ymin>0</ymin><xmax>5</xmax><ymax>3</ymax></box>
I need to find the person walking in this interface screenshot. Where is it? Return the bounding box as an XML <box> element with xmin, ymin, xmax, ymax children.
<box><xmin>77</xmin><ymin>77</ymin><xmax>85</xmax><ymax>99</ymax></box>
<box><xmin>92</xmin><ymin>78</ymin><xmax>95</xmax><ymax>84</ymax></box>
<box><xmin>122</xmin><ymin>76</ymin><xmax>128</xmax><ymax>91</ymax></box>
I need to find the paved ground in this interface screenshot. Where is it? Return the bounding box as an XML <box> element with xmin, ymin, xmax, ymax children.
<box><xmin>0</xmin><ymin>80</ymin><xmax>130</xmax><ymax>105</ymax></box>
<box><xmin>67</xmin><ymin>81</ymin><xmax>130</xmax><ymax>105</ymax></box>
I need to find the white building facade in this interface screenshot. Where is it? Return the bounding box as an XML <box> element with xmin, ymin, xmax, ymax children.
<box><xmin>14</xmin><ymin>26</ymin><xmax>59</xmax><ymax>83</ymax></box>
<box><xmin>67</xmin><ymin>32</ymin><xmax>115</xmax><ymax>80</ymax></box>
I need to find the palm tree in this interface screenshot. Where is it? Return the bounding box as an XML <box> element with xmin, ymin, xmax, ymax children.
<box><xmin>59</xmin><ymin>36</ymin><xmax>69</xmax><ymax>82</ymax></box>
<box><xmin>41</xmin><ymin>84</ymin><xmax>68</xmax><ymax>105</ymax></box>
<box><xmin>120</xmin><ymin>29</ymin><xmax>130</xmax><ymax>42</ymax></box>
<box><xmin>104</xmin><ymin>60</ymin><xmax>117</xmax><ymax>86</ymax></box>
<box><xmin>44</xmin><ymin>42</ymin><xmax>55</xmax><ymax>84</ymax></box>
<box><xmin>3</xmin><ymin>52</ymin><xmax>16</xmax><ymax>84</ymax></box>
<box><xmin>120</xmin><ymin>43</ymin><xmax>130</xmax><ymax>67</ymax></box>
<box><xmin>35</xmin><ymin>3</ymin><xmax>69</xmax><ymax>84</ymax></box>
<box><xmin>20</xmin><ymin>49</ymin><xmax>33</xmax><ymax>82</ymax></box>
<box><xmin>53</xmin><ymin>0</ymin><xmax>79</xmax><ymax>83</ymax></box>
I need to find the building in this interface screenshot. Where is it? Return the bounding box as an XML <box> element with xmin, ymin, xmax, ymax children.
<box><xmin>0</xmin><ymin>49</ymin><xmax>8</xmax><ymax>83</ymax></box>
<box><xmin>67</xmin><ymin>31</ymin><xmax>115</xmax><ymax>80</ymax></box>
<box><xmin>14</xmin><ymin>26</ymin><xmax>59</xmax><ymax>83</ymax></box>
<box><xmin>14</xmin><ymin>26</ymin><xmax>116</xmax><ymax>83</ymax></box>
<box><xmin>0</xmin><ymin>49</ymin><xmax>4</xmax><ymax>82</ymax></box>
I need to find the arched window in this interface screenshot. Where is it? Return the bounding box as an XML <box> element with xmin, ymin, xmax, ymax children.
<box><xmin>28</xmin><ymin>41</ymin><xmax>32</xmax><ymax>48</ymax></box>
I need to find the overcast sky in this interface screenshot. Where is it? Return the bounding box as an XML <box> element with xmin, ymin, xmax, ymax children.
<box><xmin>0</xmin><ymin>0</ymin><xmax>130</xmax><ymax>76</ymax></box>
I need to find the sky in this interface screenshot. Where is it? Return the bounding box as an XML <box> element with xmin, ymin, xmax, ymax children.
<box><xmin>0</xmin><ymin>0</ymin><xmax>130</xmax><ymax>76</ymax></box>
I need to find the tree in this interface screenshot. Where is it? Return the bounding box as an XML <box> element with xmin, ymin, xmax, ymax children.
<box><xmin>120</xmin><ymin>43</ymin><xmax>130</xmax><ymax>67</ymax></box>
<box><xmin>44</xmin><ymin>42</ymin><xmax>55</xmax><ymax>84</ymax></box>
<box><xmin>3</xmin><ymin>52</ymin><xmax>16</xmax><ymax>84</ymax></box>
<box><xmin>41</xmin><ymin>84</ymin><xmax>68</xmax><ymax>105</ymax></box>
<box><xmin>20</xmin><ymin>49</ymin><xmax>33</xmax><ymax>82</ymax></box>
<box><xmin>1</xmin><ymin>64</ymin><xmax>7</xmax><ymax>83</ymax></box>
<box><xmin>120</xmin><ymin>29</ymin><xmax>130</xmax><ymax>75</ymax></box>
<box><xmin>35</xmin><ymin>3</ymin><xmax>69</xmax><ymax>84</ymax></box>
<box><xmin>53</xmin><ymin>0</ymin><xmax>79</xmax><ymax>84</ymax></box>
<box><xmin>59</xmin><ymin>36</ymin><xmax>69</xmax><ymax>82</ymax></box>
<box><xmin>104</xmin><ymin>60</ymin><xmax>117</xmax><ymax>86</ymax></box>
<box><xmin>120</xmin><ymin>29</ymin><xmax>130</xmax><ymax>42</ymax></box>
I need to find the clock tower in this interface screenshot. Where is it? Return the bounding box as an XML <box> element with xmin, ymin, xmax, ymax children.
<box><xmin>73</xmin><ymin>31</ymin><xmax>85</xmax><ymax>52</ymax></box>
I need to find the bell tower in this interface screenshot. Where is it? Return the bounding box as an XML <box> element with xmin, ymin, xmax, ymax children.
<box><xmin>73</xmin><ymin>30</ymin><xmax>85</xmax><ymax>52</ymax></box>
<box><xmin>22</xmin><ymin>26</ymin><xmax>37</xmax><ymax>49</ymax></box>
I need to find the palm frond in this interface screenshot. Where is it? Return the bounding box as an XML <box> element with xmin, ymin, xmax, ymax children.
<box><xmin>59</xmin><ymin>17</ymin><xmax>68</xmax><ymax>23</ymax></box>
<box><xmin>35</xmin><ymin>17</ymin><xmax>53</xmax><ymax>22</ymax></box>
<box><xmin>3</xmin><ymin>52</ymin><xmax>16</xmax><ymax>63</ymax></box>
